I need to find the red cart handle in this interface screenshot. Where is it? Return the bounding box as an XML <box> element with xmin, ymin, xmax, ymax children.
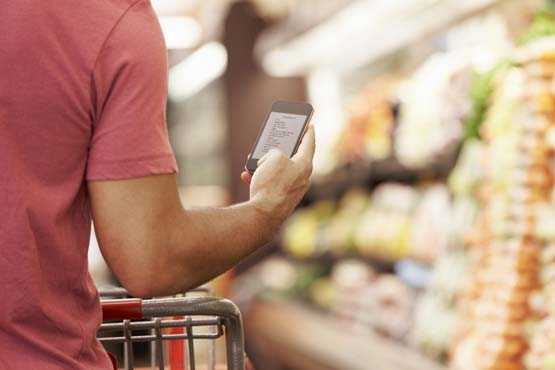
<box><xmin>101</xmin><ymin>298</ymin><xmax>142</xmax><ymax>321</ymax></box>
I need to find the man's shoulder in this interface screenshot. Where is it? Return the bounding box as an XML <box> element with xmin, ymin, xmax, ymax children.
<box><xmin>62</xmin><ymin>0</ymin><xmax>158</xmax><ymax>66</ymax></box>
<box><xmin>99</xmin><ymin>0</ymin><xmax>152</xmax><ymax>14</ymax></box>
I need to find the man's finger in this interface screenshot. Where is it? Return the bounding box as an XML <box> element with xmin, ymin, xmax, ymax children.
<box><xmin>240</xmin><ymin>171</ymin><xmax>252</xmax><ymax>184</ymax></box>
<box><xmin>258</xmin><ymin>148</ymin><xmax>282</xmax><ymax>166</ymax></box>
<box><xmin>292</xmin><ymin>125</ymin><xmax>315</xmax><ymax>163</ymax></box>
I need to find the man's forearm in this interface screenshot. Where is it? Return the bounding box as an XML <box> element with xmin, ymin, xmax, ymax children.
<box><xmin>90</xmin><ymin>127</ymin><xmax>314</xmax><ymax>298</ymax></box>
<box><xmin>157</xmin><ymin>201</ymin><xmax>280</xmax><ymax>295</ymax></box>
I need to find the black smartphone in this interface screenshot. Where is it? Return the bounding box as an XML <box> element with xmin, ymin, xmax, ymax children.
<box><xmin>245</xmin><ymin>101</ymin><xmax>314</xmax><ymax>174</ymax></box>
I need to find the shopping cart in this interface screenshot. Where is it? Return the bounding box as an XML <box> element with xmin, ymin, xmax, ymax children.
<box><xmin>97</xmin><ymin>286</ymin><xmax>245</xmax><ymax>370</ymax></box>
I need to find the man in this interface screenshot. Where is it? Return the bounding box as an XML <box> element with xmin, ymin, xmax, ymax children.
<box><xmin>0</xmin><ymin>1</ymin><xmax>315</xmax><ymax>369</ymax></box>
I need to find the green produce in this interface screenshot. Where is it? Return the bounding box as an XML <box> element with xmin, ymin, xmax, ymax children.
<box><xmin>519</xmin><ymin>10</ymin><xmax>555</xmax><ymax>45</ymax></box>
<box><xmin>464</xmin><ymin>62</ymin><xmax>510</xmax><ymax>141</ymax></box>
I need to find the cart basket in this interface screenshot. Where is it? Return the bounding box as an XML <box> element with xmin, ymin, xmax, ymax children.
<box><xmin>98</xmin><ymin>289</ymin><xmax>245</xmax><ymax>370</ymax></box>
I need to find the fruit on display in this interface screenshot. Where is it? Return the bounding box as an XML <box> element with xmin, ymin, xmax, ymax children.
<box><xmin>282</xmin><ymin>201</ymin><xmax>335</xmax><ymax>259</ymax></box>
<box><xmin>451</xmin><ymin>36</ymin><xmax>555</xmax><ymax>370</ymax></box>
<box><xmin>447</xmin><ymin>139</ymin><xmax>486</xmax><ymax>250</ymax></box>
<box><xmin>319</xmin><ymin>189</ymin><xmax>370</xmax><ymax>254</ymax></box>
<box><xmin>464</xmin><ymin>61</ymin><xmax>509</xmax><ymax>141</ymax></box>
<box><xmin>524</xmin><ymin>39</ymin><xmax>555</xmax><ymax>370</ymax></box>
<box><xmin>283</xmin><ymin>184</ymin><xmax>452</xmax><ymax>263</ymax></box>
<box><xmin>353</xmin><ymin>184</ymin><xmax>418</xmax><ymax>261</ymax></box>
<box><xmin>519</xmin><ymin>10</ymin><xmax>555</xmax><ymax>46</ymax></box>
<box><xmin>336</xmin><ymin>77</ymin><xmax>398</xmax><ymax>164</ymax></box>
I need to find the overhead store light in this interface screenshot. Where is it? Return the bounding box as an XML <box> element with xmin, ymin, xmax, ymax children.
<box><xmin>258</xmin><ymin>0</ymin><xmax>504</xmax><ymax>76</ymax></box>
<box><xmin>159</xmin><ymin>16</ymin><xmax>202</xmax><ymax>50</ymax></box>
<box><xmin>250</xmin><ymin>0</ymin><xmax>299</xmax><ymax>18</ymax></box>
<box><xmin>151</xmin><ymin>0</ymin><xmax>199</xmax><ymax>16</ymax></box>
<box><xmin>168</xmin><ymin>42</ymin><xmax>228</xmax><ymax>101</ymax></box>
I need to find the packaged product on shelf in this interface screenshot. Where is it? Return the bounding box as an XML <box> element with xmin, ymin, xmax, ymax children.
<box><xmin>411</xmin><ymin>252</ymin><xmax>468</xmax><ymax>361</ymax></box>
<box><xmin>409</xmin><ymin>185</ymin><xmax>452</xmax><ymax>262</ymax></box>
<box><xmin>394</xmin><ymin>52</ymin><xmax>472</xmax><ymax>168</ymax></box>
<box><xmin>330</xmin><ymin>261</ymin><xmax>414</xmax><ymax>340</ymax></box>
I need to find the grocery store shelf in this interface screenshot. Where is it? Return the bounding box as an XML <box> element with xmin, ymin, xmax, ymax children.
<box><xmin>284</xmin><ymin>251</ymin><xmax>397</xmax><ymax>273</ymax></box>
<box><xmin>246</xmin><ymin>297</ymin><xmax>446</xmax><ymax>370</ymax></box>
<box><xmin>257</xmin><ymin>0</ymin><xmax>507</xmax><ymax>76</ymax></box>
<box><xmin>307</xmin><ymin>158</ymin><xmax>416</xmax><ymax>201</ymax></box>
<box><xmin>306</xmin><ymin>144</ymin><xmax>460</xmax><ymax>202</ymax></box>
<box><xmin>281</xmin><ymin>253</ymin><xmax>433</xmax><ymax>289</ymax></box>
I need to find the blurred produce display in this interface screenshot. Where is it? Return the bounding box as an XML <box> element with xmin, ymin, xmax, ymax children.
<box><xmin>394</xmin><ymin>52</ymin><xmax>471</xmax><ymax>167</ymax></box>
<box><xmin>336</xmin><ymin>78</ymin><xmax>398</xmax><ymax>164</ymax></box>
<box><xmin>237</xmin><ymin>4</ymin><xmax>555</xmax><ymax>370</ymax></box>
<box><xmin>410</xmin><ymin>251</ymin><xmax>468</xmax><ymax>361</ymax></box>
<box><xmin>250</xmin><ymin>11</ymin><xmax>523</xmax><ymax>367</ymax></box>
<box><xmin>409</xmin><ymin>136</ymin><xmax>484</xmax><ymax>362</ymax></box>
<box><xmin>236</xmin><ymin>257</ymin><xmax>416</xmax><ymax>340</ymax></box>
<box><xmin>326</xmin><ymin>13</ymin><xmax>512</xmax><ymax>175</ymax></box>
<box><xmin>451</xmin><ymin>32</ymin><xmax>555</xmax><ymax>370</ymax></box>
<box><xmin>329</xmin><ymin>261</ymin><xmax>415</xmax><ymax>340</ymax></box>
<box><xmin>283</xmin><ymin>184</ymin><xmax>451</xmax><ymax>263</ymax></box>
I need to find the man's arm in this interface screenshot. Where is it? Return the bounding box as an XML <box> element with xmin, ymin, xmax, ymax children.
<box><xmin>89</xmin><ymin>127</ymin><xmax>315</xmax><ymax>297</ymax></box>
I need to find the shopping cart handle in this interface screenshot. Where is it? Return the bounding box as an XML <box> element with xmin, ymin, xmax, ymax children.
<box><xmin>101</xmin><ymin>298</ymin><xmax>142</xmax><ymax>321</ymax></box>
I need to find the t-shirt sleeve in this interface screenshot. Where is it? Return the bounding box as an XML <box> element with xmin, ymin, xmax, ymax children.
<box><xmin>87</xmin><ymin>0</ymin><xmax>178</xmax><ymax>181</ymax></box>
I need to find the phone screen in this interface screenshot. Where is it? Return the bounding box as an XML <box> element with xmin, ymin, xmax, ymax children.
<box><xmin>251</xmin><ymin>111</ymin><xmax>308</xmax><ymax>160</ymax></box>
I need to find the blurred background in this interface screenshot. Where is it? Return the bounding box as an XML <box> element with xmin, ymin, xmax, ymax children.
<box><xmin>90</xmin><ymin>0</ymin><xmax>555</xmax><ymax>369</ymax></box>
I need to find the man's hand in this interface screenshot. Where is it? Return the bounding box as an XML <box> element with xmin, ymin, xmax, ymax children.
<box><xmin>241</xmin><ymin>125</ymin><xmax>315</xmax><ymax>225</ymax></box>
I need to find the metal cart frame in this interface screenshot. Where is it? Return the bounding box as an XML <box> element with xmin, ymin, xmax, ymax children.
<box><xmin>98</xmin><ymin>287</ymin><xmax>245</xmax><ymax>370</ymax></box>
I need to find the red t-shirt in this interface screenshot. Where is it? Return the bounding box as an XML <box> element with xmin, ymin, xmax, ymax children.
<box><xmin>0</xmin><ymin>1</ymin><xmax>177</xmax><ymax>369</ymax></box>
